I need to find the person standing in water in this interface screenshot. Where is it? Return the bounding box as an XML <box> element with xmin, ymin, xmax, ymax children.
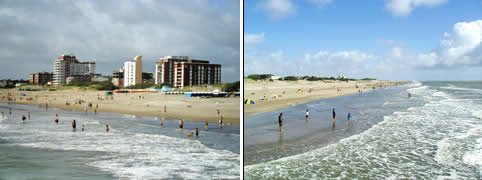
<box><xmin>195</xmin><ymin>128</ymin><xmax>199</xmax><ymax>137</ymax></box>
<box><xmin>72</xmin><ymin>120</ymin><xmax>77</xmax><ymax>131</ymax></box>
<box><xmin>55</xmin><ymin>114</ymin><xmax>59</xmax><ymax>124</ymax></box>
<box><xmin>178</xmin><ymin>119</ymin><xmax>183</xmax><ymax>129</ymax></box>
<box><xmin>305</xmin><ymin>109</ymin><xmax>309</xmax><ymax>119</ymax></box>
<box><xmin>161</xmin><ymin>118</ymin><xmax>164</xmax><ymax>128</ymax></box>
<box><xmin>82</xmin><ymin>124</ymin><xmax>85</xmax><ymax>131</ymax></box>
<box><xmin>204</xmin><ymin>121</ymin><xmax>208</xmax><ymax>130</ymax></box>
<box><xmin>27</xmin><ymin>112</ymin><xmax>30</xmax><ymax>120</ymax></box>
<box><xmin>347</xmin><ymin>113</ymin><xmax>352</xmax><ymax>125</ymax></box>
<box><xmin>106</xmin><ymin>124</ymin><xmax>110</xmax><ymax>132</ymax></box>
<box><xmin>332</xmin><ymin>108</ymin><xmax>336</xmax><ymax>128</ymax></box>
<box><xmin>21</xmin><ymin>115</ymin><xmax>26</xmax><ymax>123</ymax></box>
<box><xmin>278</xmin><ymin>113</ymin><xmax>284</xmax><ymax>132</ymax></box>
<box><xmin>9</xmin><ymin>108</ymin><xmax>12</xmax><ymax>116</ymax></box>
<box><xmin>219</xmin><ymin>116</ymin><xmax>223</xmax><ymax>128</ymax></box>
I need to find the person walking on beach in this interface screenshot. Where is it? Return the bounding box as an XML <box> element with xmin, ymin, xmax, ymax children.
<box><xmin>72</xmin><ymin>120</ymin><xmax>77</xmax><ymax>131</ymax></box>
<box><xmin>178</xmin><ymin>119</ymin><xmax>183</xmax><ymax>129</ymax></box>
<box><xmin>27</xmin><ymin>112</ymin><xmax>30</xmax><ymax>120</ymax></box>
<box><xmin>106</xmin><ymin>124</ymin><xmax>110</xmax><ymax>132</ymax></box>
<box><xmin>332</xmin><ymin>108</ymin><xmax>336</xmax><ymax>128</ymax></box>
<box><xmin>55</xmin><ymin>114</ymin><xmax>59</xmax><ymax>124</ymax></box>
<box><xmin>278</xmin><ymin>113</ymin><xmax>284</xmax><ymax>132</ymax></box>
<box><xmin>305</xmin><ymin>109</ymin><xmax>309</xmax><ymax>119</ymax></box>
<box><xmin>164</xmin><ymin>104</ymin><xmax>167</xmax><ymax>113</ymax></box>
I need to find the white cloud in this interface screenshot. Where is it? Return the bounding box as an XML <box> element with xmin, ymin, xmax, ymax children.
<box><xmin>391</xmin><ymin>47</ymin><xmax>403</xmax><ymax>58</ymax></box>
<box><xmin>244</xmin><ymin>32</ymin><xmax>265</xmax><ymax>45</ymax></box>
<box><xmin>308</xmin><ymin>0</ymin><xmax>333</xmax><ymax>8</ymax></box>
<box><xmin>415</xmin><ymin>20</ymin><xmax>482</xmax><ymax>68</ymax></box>
<box><xmin>245</xmin><ymin>49</ymin><xmax>381</xmax><ymax>78</ymax></box>
<box><xmin>385</xmin><ymin>0</ymin><xmax>447</xmax><ymax>16</ymax></box>
<box><xmin>258</xmin><ymin>0</ymin><xmax>295</xmax><ymax>19</ymax></box>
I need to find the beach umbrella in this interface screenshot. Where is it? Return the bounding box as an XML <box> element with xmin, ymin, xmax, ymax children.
<box><xmin>245</xmin><ymin>98</ymin><xmax>255</xmax><ymax>104</ymax></box>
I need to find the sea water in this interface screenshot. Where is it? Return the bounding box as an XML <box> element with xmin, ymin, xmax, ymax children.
<box><xmin>244</xmin><ymin>81</ymin><xmax>482</xmax><ymax>179</ymax></box>
<box><xmin>0</xmin><ymin>103</ymin><xmax>239</xmax><ymax>179</ymax></box>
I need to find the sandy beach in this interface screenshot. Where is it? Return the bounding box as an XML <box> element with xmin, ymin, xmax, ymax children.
<box><xmin>0</xmin><ymin>88</ymin><xmax>240</xmax><ymax>125</ymax></box>
<box><xmin>244</xmin><ymin>79</ymin><xmax>407</xmax><ymax>116</ymax></box>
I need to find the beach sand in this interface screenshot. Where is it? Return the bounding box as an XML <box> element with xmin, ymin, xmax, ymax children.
<box><xmin>244</xmin><ymin>79</ymin><xmax>407</xmax><ymax>115</ymax></box>
<box><xmin>0</xmin><ymin>88</ymin><xmax>240</xmax><ymax>125</ymax></box>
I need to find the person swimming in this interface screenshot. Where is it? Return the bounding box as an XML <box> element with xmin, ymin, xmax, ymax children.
<box><xmin>106</xmin><ymin>124</ymin><xmax>110</xmax><ymax>132</ymax></box>
<box><xmin>55</xmin><ymin>114</ymin><xmax>59</xmax><ymax>124</ymax></box>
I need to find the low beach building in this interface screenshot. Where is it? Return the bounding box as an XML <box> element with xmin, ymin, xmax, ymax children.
<box><xmin>29</xmin><ymin>72</ymin><xmax>54</xmax><ymax>85</ymax></box>
<box><xmin>155</xmin><ymin>56</ymin><xmax>221</xmax><ymax>88</ymax></box>
<box><xmin>53</xmin><ymin>54</ymin><xmax>95</xmax><ymax>85</ymax></box>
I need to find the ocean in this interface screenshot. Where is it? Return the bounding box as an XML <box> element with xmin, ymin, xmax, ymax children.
<box><xmin>0</xmin><ymin>103</ymin><xmax>240</xmax><ymax>179</ymax></box>
<box><xmin>244</xmin><ymin>81</ymin><xmax>482</xmax><ymax>179</ymax></box>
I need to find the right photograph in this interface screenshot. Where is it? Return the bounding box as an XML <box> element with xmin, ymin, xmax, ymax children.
<box><xmin>243</xmin><ymin>0</ymin><xmax>482</xmax><ymax>179</ymax></box>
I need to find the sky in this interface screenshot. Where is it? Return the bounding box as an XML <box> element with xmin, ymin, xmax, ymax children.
<box><xmin>0</xmin><ymin>0</ymin><xmax>240</xmax><ymax>83</ymax></box>
<box><xmin>244</xmin><ymin>0</ymin><xmax>482</xmax><ymax>81</ymax></box>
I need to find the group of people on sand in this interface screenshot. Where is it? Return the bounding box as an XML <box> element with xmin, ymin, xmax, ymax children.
<box><xmin>277</xmin><ymin>108</ymin><xmax>352</xmax><ymax>132</ymax></box>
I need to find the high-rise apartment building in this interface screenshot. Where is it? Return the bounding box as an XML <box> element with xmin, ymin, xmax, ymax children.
<box><xmin>53</xmin><ymin>54</ymin><xmax>95</xmax><ymax>85</ymax></box>
<box><xmin>29</xmin><ymin>72</ymin><xmax>54</xmax><ymax>85</ymax></box>
<box><xmin>123</xmin><ymin>56</ymin><xmax>143</xmax><ymax>87</ymax></box>
<box><xmin>112</xmin><ymin>68</ymin><xmax>124</xmax><ymax>88</ymax></box>
<box><xmin>155</xmin><ymin>56</ymin><xmax>221</xmax><ymax>88</ymax></box>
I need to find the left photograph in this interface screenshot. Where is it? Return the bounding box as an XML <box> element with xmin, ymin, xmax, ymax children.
<box><xmin>0</xmin><ymin>0</ymin><xmax>240</xmax><ymax>179</ymax></box>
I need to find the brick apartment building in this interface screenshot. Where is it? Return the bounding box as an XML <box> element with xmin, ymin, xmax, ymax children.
<box><xmin>29</xmin><ymin>72</ymin><xmax>54</xmax><ymax>85</ymax></box>
<box><xmin>155</xmin><ymin>56</ymin><xmax>221</xmax><ymax>88</ymax></box>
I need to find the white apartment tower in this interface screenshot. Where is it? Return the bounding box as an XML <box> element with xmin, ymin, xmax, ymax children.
<box><xmin>53</xmin><ymin>54</ymin><xmax>95</xmax><ymax>85</ymax></box>
<box><xmin>123</xmin><ymin>56</ymin><xmax>143</xmax><ymax>87</ymax></box>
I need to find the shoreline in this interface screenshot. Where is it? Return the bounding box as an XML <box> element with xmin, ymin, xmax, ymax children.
<box><xmin>244</xmin><ymin>80</ymin><xmax>408</xmax><ymax>116</ymax></box>
<box><xmin>0</xmin><ymin>88</ymin><xmax>240</xmax><ymax>125</ymax></box>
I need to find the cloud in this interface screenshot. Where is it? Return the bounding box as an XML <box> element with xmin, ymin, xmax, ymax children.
<box><xmin>391</xmin><ymin>47</ymin><xmax>403</xmax><ymax>58</ymax></box>
<box><xmin>258</xmin><ymin>0</ymin><xmax>295</xmax><ymax>19</ymax></box>
<box><xmin>245</xmin><ymin>49</ymin><xmax>382</xmax><ymax>78</ymax></box>
<box><xmin>308</xmin><ymin>0</ymin><xmax>333</xmax><ymax>8</ymax></box>
<box><xmin>415</xmin><ymin>20</ymin><xmax>482</xmax><ymax>68</ymax></box>
<box><xmin>244</xmin><ymin>32</ymin><xmax>265</xmax><ymax>46</ymax></box>
<box><xmin>0</xmin><ymin>0</ymin><xmax>240</xmax><ymax>82</ymax></box>
<box><xmin>385</xmin><ymin>0</ymin><xmax>447</xmax><ymax>16</ymax></box>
